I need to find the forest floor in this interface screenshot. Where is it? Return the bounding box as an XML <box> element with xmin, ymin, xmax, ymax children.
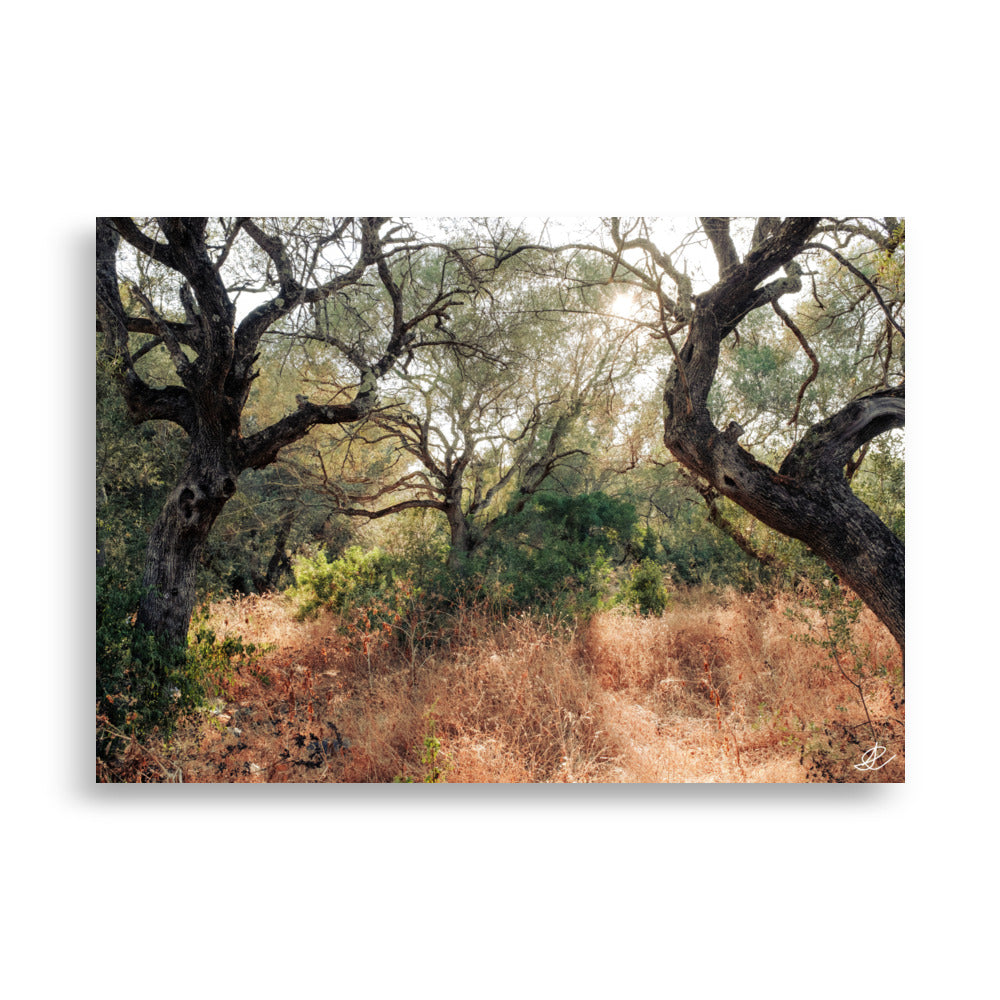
<box><xmin>101</xmin><ymin>586</ymin><xmax>905</xmax><ymax>783</ymax></box>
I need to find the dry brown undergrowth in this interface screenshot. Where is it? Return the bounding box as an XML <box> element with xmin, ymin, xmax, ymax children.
<box><xmin>99</xmin><ymin>587</ymin><xmax>904</xmax><ymax>783</ymax></box>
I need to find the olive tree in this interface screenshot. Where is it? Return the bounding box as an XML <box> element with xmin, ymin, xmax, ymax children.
<box><xmin>300</xmin><ymin>254</ymin><xmax>645</xmax><ymax>571</ymax></box>
<box><xmin>96</xmin><ymin>217</ymin><xmax>493</xmax><ymax>649</ymax></box>
<box><xmin>582</xmin><ymin>217</ymin><xmax>905</xmax><ymax>650</ymax></box>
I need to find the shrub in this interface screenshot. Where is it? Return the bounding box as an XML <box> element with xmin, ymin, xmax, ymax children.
<box><xmin>187</xmin><ymin>617</ymin><xmax>268</xmax><ymax>689</ymax></box>
<box><xmin>472</xmin><ymin>491</ymin><xmax>635</xmax><ymax>613</ymax></box>
<box><xmin>97</xmin><ymin>568</ymin><xmax>271</xmax><ymax>766</ymax></box>
<box><xmin>618</xmin><ymin>558</ymin><xmax>669</xmax><ymax>616</ymax></box>
<box><xmin>96</xmin><ymin>566</ymin><xmax>200</xmax><ymax>759</ymax></box>
<box><xmin>288</xmin><ymin>545</ymin><xmax>397</xmax><ymax>619</ymax></box>
<box><xmin>393</xmin><ymin>710</ymin><xmax>450</xmax><ymax>783</ymax></box>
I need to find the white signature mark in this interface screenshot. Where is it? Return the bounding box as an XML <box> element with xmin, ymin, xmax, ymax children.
<box><xmin>854</xmin><ymin>741</ymin><xmax>896</xmax><ymax>771</ymax></box>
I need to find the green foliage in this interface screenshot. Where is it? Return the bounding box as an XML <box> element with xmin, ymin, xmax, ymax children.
<box><xmin>97</xmin><ymin>566</ymin><xmax>270</xmax><ymax>761</ymax></box>
<box><xmin>393</xmin><ymin>710</ymin><xmax>449</xmax><ymax>783</ymax></box>
<box><xmin>637</xmin><ymin>526</ymin><xmax>661</xmax><ymax>562</ymax></box>
<box><xmin>187</xmin><ymin>615</ymin><xmax>269</xmax><ymax>687</ymax></box>
<box><xmin>97</xmin><ymin>340</ymin><xmax>186</xmax><ymax>581</ymax></box>
<box><xmin>850</xmin><ymin>440</ymin><xmax>905</xmax><ymax>540</ymax></box>
<box><xmin>875</xmin><ymin>221</ymin><xmax>905</xmax><ymax>297</ymax></box>
<box><xmin>790</xmin><ymin>578</ymin><xmax>901</xmax><ymax>688</ymax></box>
<box><xmin>727</xmin><ymin>340</ymin><xmax>798</xmax><ymax>419</ymax></box>
<box><xmin>619</xmin><ymin>558</ymin><xmax>669</xmax><ymax>615</ymax></box>
<box><xmin>365</xmin><ymin>509</ymin><xmax>453</xmax><ymax>592</ymax></box>
<box><xmin>657</xmin><ymin>500</ymin><xmax>759</xmax><ymax>588</ymax></box>
<box><xmin>794</xmin><ymin>581</ymin><xmax>866</xmax><ymax>670</ymax></box>
<box><xmin>286</xmin><ymin>491</ymin><xmax>645</xmax><ymax>632</ymax></box>
<box><xmin>194</xmin><ymin>461</ymin><xmax>358</xmax><ymax>599</ymax></box>
<box><xmin>473</xmin><ymin>491</ymin><xmax>637</xmax><ymax>613</ymax></box>
<box><xmin>96</xmin><ymin>566</ymin><xmax>200</xmax><ymax>758</ymax></box>
<box><xmin>288</xmin><ymin>545</ymin><xmax>397</xmax><ymax>619</ymax></box>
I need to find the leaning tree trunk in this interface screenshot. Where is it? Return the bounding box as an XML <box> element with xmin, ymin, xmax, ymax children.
<box><xmin>135</xmin><ymin>436</ymin><xmax>239</xmax><ymax>648</ymax></box>
<box><xmin>664</xmin><ymin>313</ymin><xmax>905</xmax><ymax>650</ymax></box>
<box><xmin>696</xmin><ymin>435</ymin><xmax>906</xmax><ymax>650</ymax></box>
<box><xmin>774</xmin><ymin>388</ymin><xmax>905</xmax><ymax>650</ymax></box>
<box><xmin>786</xmin><ymin>480</ymin><xmax>904</xmax><ymax>649</ymax></box>
<box><xmin>660</xmin><ymin>217</ymin><xmax>904</xmax><ymax>652</ymax></box>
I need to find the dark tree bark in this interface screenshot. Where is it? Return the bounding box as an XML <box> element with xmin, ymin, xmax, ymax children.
<box><xmin>136</xmin><ymin>439</ymin><xmax>239</xmax><ymax>643</ymax></box>
<box><xmin>677</xmin><ymin>468</ymin><xmax>785</xmax><ymax>573</ymax></box>
<box><xmin>97</xmin><ymin>217</ymin><xmax>474</xmax><ymax>653</ymax></box>
<box><xmin>563</xmin><ymin>216</ymin><xmax>906</xmax><ymax>651</ymax></box>
<box><xmin>653</xmin><ymin>217</ymin><xmax>905</xmax><ymax>650</ymax></box>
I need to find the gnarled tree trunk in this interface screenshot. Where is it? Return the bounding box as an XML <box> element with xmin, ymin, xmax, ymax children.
<box><xmin>656</xmin><ymin>217</ymin><xmax>904</xmax><ymax>651</ymax></box>
<box><xmin>135</xmin><ymin>436</ymin><xmax>240</xmax><ymax>646</ymax></box>
<box><xmin>98</xmin><ymin>216</ymin><xmax>475</xmax><ymax>675</ymax></box>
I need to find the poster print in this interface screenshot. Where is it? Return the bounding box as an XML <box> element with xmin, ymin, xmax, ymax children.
<box><xmin>97</xmin><ymin>217</ymin><xmax>904</xmax><ymax>783</ymax></box>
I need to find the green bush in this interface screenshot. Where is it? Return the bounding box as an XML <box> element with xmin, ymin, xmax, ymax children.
<box><xmin>618</xmin><ymin>558</ymin><xmax>670</xmax><ymax>616</ymax></box>
<box><xmin>472</xmin><ymin>492</ymin><xmax>636</xmax><ymax>613</ymax></box>
<box><xmin>288</xmin><ymin>545</ymin><xmax>397</xmax><ymax>619</ymax></box>
<box><xmin>96</xmin><ymin>566</ymin><xmax>201</xmax><ymax>758</ymax></box>
<box><xmin>187</xmin><ymin>618</ymin><xmax>267</xmax><ymax>687</ymax></box>
<box><xmin>97</xmin><ymin>568</ymin><xmax>271</xmax><ymax>762</ymax></box>
<box><xmin>637</xmin><ymin>526</ymin><xmax>661</xmax><ymax>563</ymax></box>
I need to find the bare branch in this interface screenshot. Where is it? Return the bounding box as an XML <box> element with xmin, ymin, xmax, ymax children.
<box><xmin>213</xmin><ymin>217</ymin><xmax>247</xmax><ymax>271</ymax></box>
<box><xmin>96</xmin><ymin>218</ymin><xmax>197</xmax><ymax>432</ymax></box>
<box><xmin>242</xmin><ymin>219</ymin><xmax>300</xmax><ymax>295</ymax></box>
<box><xmin>325</xmin><ymin>498</ymin><xmax>445</xmax><ymax>520</ymax></box>
<box><xmin>238</xmin><ymin>383</ymin><xmax>381</xmax><ymax>471</ymax></box>
<box><xmin>678</xmin><ymin>467</ymin><xmax>784</xmax><ymax>571</ymax></box>
<box><xmin>803</xmin><ymin>242</ymin><xmax>905</xmax><ymax>338</ymax></box>
<box><xmin>771</xmin><ymin>299</ymin><xmax>820</xmax><ymax>426</ymax></box>
<box><xmin>127</xmin><ymin>281</ymin><xmax>197</xmax><ymax>386</ymax></box>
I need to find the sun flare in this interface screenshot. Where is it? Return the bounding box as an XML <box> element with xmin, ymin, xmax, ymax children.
<box><xmin>611</xmin><ymin>289</ymin><xmax>645</xmax><ymax>321</ymax></box>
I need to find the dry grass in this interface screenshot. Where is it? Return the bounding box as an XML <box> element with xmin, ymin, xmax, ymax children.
<box><xmin>100</xmin><ymin>587</ymin><xmax>904</xmax><ymax>783</ymax></box>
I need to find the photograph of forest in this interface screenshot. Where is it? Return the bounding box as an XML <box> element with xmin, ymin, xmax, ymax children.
<box><xmin>95</xmin><ymin>216</ymin><xmax>904</xmax><ymax>783</ymax></box>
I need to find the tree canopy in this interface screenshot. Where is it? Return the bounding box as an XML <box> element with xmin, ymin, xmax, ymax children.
<box><xmin>96</xmin><ymin>216</ymin><xmax>904</xmax><ymax>667</ymax></box>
